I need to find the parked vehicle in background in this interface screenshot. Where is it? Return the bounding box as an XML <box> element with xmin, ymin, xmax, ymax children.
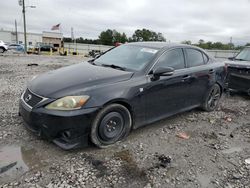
<box><xmin>34</xmin><ymin>44</ymin><xmax>57</xmax><ymax>53</ymax></box>
<box><xmin>0</xmin><ymin>40</ymin><xmax>8</xmax><ymax>53</ymax></box>
<box><xmin>8</xmin><ymin>44</ymin><xmax>24</xmax><ymax>52</ymax></box>
<box><xmin>226</xmin><ymin>46</ymin><xmax>250</xmax><ymax>95</ymax></box>
<box><xmin>19</xmin><ymin>42</ymin><xmax>226</xmax><ymax>150</ymax></box>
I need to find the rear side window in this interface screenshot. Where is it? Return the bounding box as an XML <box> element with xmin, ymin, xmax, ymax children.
<box><xmin>155</xmin><ymin>49</ymin><xmax>185</xmax><ymax>70</ymax></box>
<box><xmin>203</xmin><ymin>53</ymin><xmax>209</xmax><ymax>63</ymax></box>
<box><xmin>186</xmin><ymin>49</ymin><xmax>204</xmax><ymax>67</ymax></box>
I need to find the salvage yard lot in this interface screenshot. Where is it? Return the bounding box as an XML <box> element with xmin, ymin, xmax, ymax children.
<box><xmin>0</xmin><ymin>55</ymin><xmax>250</xmax><ymax>188</ymax></box>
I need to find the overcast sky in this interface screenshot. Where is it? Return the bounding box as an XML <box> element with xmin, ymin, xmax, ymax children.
<box><xmin>1</xmin><ymin>0</ymin><xmax>250</xmax><ymax>44</ymax></box>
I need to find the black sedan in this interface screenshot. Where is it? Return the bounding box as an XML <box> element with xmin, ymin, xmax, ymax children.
<box><xmin>226</xmin><ymin>46</ymin><xmax>250</xmax><ymax>95</ymax></box>
<box><xmin>19</xmin><ymin>42</ymin><xmax>226</xmax><ymax>150</ymax></box>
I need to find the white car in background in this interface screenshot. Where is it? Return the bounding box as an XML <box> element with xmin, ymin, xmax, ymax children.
<box><xmin>0</xmin><ymin>40</ymin><xmax>8</xmax><ymax>53</ymax></box>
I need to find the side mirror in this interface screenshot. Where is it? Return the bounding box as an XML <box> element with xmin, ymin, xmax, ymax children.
<box><xmin>153</xmin><ymin>66</ymin><xmax>174</xmax><ymax>77</ymax></box>
<box><xmin>228</xmin><ymin>57</ymin><xmax>235</xmax><ymax>61</ymax></box>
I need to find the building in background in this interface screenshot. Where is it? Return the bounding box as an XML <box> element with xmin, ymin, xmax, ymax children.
<box><xmin>42</xmin><ymin>31</ymin><xmax>63</xmax><ymax>48</ymax></box>
<box><xmin>0</xmin><ymin>29</ymin><xmax>62</xmax><ymax>47</ymax></box>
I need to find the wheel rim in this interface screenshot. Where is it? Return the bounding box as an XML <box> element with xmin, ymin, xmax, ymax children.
<box><xmin>0</xmin><ymin>49</ymin><xmax>4</xmax><ymax>53</ymax></box>
<box><xmin>208</xmin><ymin>86</ymin><xmax>220</xmax><ymax>109</ymax></box>
<box><xmin>98</xmin><ymin>112</ymin><xmax>124</xmax><ymax>141</ymax></box>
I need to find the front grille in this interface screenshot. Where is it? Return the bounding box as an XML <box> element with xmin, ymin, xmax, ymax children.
<box><xmin>23</xmin><ymin>89</ymin><xmax>43</xmax><ymax>107</ymax></box>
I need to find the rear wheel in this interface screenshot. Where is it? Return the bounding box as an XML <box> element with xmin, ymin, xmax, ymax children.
<box><xmin>202</xmin><ymin>84</ymin><xmax>221</xmax><ymax>112</ymax></box>
<box><xmin>91</xmin><ymin>104</ymin><xmax>132</xmax><ymax>148</ymax></box>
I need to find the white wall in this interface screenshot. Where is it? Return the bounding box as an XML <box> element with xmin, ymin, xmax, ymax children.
<box><xmin>17</xmin><ymin>32</ymin><xmax>42</xmax><ymax>45</ymax></box>
<box><xmin>0</xmin><ymin>30</ymin><xmax>42</xmax><ymax>45</ymax></box>
<box><xmin>0</xmin><ymin>31</ymin><xmax>12</xmax><ymax>44</ymax></box>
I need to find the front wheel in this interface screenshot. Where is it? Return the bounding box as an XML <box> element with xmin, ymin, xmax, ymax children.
<box><xmin>202</xmin><ymin>84</ymin><xmax>222</xmax><ymax>112</ymax></box>
<box><xmin>0</xmin><ymin>47</ymin><xmax>5</xmax><ymax>53</ymax></box>
<box><xmin>91</xmin><ymin>104</ymin><xmax>132</xmax><ymax>148</ymax></box>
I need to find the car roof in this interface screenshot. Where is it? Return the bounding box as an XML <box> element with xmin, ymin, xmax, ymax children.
<box><xmin>127</xmin><ymin>42</ymin><xmax>195</xmax><ymax>50</ymax></box>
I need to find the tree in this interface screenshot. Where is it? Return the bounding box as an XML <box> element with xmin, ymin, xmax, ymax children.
<box><xmin>120</xmin><ymin>33</ymin><xmax>128</xmax><ymax>43</ymax></box>
<box><xmin>113</xmin><ymin>31</ymin><xmax>128</xmax><ymax>43</ymax></box>
<box><xmin>98</xmin><ymin>29</ymin><xmax>128</xmax><ymax>45</ymax></box>
<box><xmin>63</xmin><ymin>37</ymin><xmax>72</xmax><ymax>42</ymax></box>
<box><xmin>132</xmin><ymin>28</ymin><xmax>166</xmax><ymax>42</ymax></box>
<box><xmin>156</xmin><ymin>33</ymin><xmax>166</xmax><ymax>42</ymax></box>
<box><xmin>181</xmin><ymin>40</ymin><xmax>192</xmax><ymax>45</ymax></box>
<box><xmin>198</xmin><ymin>39</ymin><xmax>205</xmax><ymax>45</ymax></box>
<box><xmin>99</xmin><ymin>29</ymin><xmax>114</xmax><ymax>45</ymax></box>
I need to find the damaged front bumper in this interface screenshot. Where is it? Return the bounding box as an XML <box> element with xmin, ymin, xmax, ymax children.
<box><xmin>19</xmin><ymin>98</ymin><xmax>99</xmax><ymax>150</ymax></box>
<box><xmin>226</xmin><ymin>65</ymin><xmax>250</xmax><ymax>95</ymax></box>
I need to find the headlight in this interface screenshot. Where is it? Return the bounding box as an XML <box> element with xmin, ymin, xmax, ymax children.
<box><xmin>45</xmin><ymin>96</ymin><xmax>89</xmax><ymax>110</ymax></box>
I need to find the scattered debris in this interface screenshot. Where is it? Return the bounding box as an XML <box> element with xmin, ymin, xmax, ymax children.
<box><xmin>245</xmin><ymin>158</ymin><xmax>250</xmax><ymax>164</ymax></box>
<box><xmin>0</xmin><ymin>162</ymin><xmax>17</xmax><ymax>174</ymax></box>
<box><xmin>27</xmin><ymin>63</ymin><xmax>38</xmax><ymax>66</ymax></box>
<box><xmin>232</xmin><ymin>172</ymin><xmax>242</xmax><ymax>180</ymax></box>
<box><xmin>155</xmin><ymin>154</ymin><xmax>172</xmax><ymax>168</ymax></box>
<box><xmin>224</xmin><ymin>116</ymin><xmax>232</xmax><ymax>122</ymax></box>
<box><xmin>176</xmin><ymin>132</ymin><xmax>190</xmax><ymax>139</ymax></box>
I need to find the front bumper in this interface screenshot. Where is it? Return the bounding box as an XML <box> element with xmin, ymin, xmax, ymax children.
<box><xmin>19</xmin><ymin>98</ymin><xmax>99</xmax><ymax>150</ymax></box>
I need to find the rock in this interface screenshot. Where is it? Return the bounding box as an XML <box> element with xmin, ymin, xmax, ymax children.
<box><xmin>245</xmin><ymin>158</ymin><xmax>250</xmax><ymax>164</ymax></box>
<box><xmin>232</xmin><ymin>173</ymin><xmax>242</xmax><ymax>180</ymax></box>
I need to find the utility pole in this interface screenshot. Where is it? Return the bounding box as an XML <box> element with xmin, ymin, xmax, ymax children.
<box><xmin>22</xmin><ymin>0</ymin><xmax>27</xmax><ymax>53</ymax></box>
<box><xmin>230</xmin><ymin>36</ymin><xmax>233</xmax><ymax>50</ymax></box>
<box><xmin>15</xmin><ymin>19</ymin><xmax>18</xmax><ymax>44</ymax></box>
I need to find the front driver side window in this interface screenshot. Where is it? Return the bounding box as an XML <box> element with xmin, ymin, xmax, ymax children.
<box><xmin>154</xmin><ymin>49</ymin><xmax>185</xmax><ymax>70</ymax></box>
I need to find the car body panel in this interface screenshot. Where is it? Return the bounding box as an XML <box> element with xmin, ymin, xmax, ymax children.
<box><xmin>0</xmin><ymin>40</ymin><xmax>8</xmax><ymax>51</ymax></box>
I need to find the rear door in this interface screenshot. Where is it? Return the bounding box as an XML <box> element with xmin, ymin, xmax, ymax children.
<box><xmin>184</xmin><ymin>48</ymin><xmax>212</xmax><ymax>106</ymax></box>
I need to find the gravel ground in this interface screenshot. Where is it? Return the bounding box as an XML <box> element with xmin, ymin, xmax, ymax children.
<box><xmin>0</xmin><ymin>54</ymin><xmax>250</xmax><ymax>188</ymax></box>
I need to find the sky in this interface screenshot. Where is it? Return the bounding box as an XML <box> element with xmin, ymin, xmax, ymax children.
<box><xmin>1</xmin><ymin>0</ymin><xmax>250</xmax><ymax>45</ymax></box>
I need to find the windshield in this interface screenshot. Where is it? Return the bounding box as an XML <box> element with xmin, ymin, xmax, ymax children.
<box><xmin>94</xmin><ymin>45</ymin><xmax>158</xmax><ymax>71</ymax></box>
<box><xmin>235</xmin><ymin>48</ymin><xmax>250</xmax><ymax>61</ymax></box>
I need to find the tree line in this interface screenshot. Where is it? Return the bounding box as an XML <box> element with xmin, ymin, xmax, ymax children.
<box><xmin>63</xmin><ymin>28</ymin><xmax>250</xmax><ymax>50</ymax></box>
<box><xmin>182</xmin><ymin>39</ymin><xmax>250</xmax><ymax>50</ymax></box>
<box><xmin>63</xmin><ymin>28</ymin><xmax>166</xmax><ymax>45</ymax></box>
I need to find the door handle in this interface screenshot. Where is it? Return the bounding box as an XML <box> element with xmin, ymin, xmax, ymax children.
<box><xmin>181</xmin><ymin>75</ymin><xmax>191</xmax><ymax>82</ymax></box>
<box><xmin>209</xmin><ymin>69</ymin><xmax>215</xmax><ymax>74</ymax></box>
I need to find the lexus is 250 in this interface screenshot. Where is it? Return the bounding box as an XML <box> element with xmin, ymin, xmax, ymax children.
<box><xmin>19</xmin><ymin>42</ymin><xmax>226</xmax><ymax>150</ymax></box>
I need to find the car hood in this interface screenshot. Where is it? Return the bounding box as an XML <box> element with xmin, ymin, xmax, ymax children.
<box><xmin>29</xmin><ymin>62</ymin><xmax>133</xmax><ymax>98</ymax></box>
<box><xmin>225</xmin><ymin>60</ymin><xmax>250</xmax><ymax>68</ymax></box>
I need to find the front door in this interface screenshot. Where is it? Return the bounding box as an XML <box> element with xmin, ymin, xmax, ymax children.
<box><xmin>143</xmin><ymin>48</ymin><xmax>191</xmax><ymax>123</ymax></box>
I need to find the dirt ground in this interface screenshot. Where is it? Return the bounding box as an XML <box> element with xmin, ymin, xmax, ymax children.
<box><xmin>0</xmin><ymin>54</ymin><xmax>249</xmax><ymax>188</ymax></box>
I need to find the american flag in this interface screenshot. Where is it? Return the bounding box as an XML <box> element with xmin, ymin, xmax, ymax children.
<box><xmin>51</xmin><ymin>24</ymin><xmax>60</xmax><ymax>30</ymax></box>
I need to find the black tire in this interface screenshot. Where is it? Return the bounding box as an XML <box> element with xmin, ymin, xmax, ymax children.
<box><xmin>0</xmin><ymin>47</ymin><xmax>5</xmax><ymax>53</ymax></box>
<box><xmin>202</xmin><ymin>84</ymin><xmax>222</xmax><ymax>112</ymax></box>
<box><xmin>91</xmin><ymin>104</ymin><xmax>132</xmax><ymax>148</ymax></box>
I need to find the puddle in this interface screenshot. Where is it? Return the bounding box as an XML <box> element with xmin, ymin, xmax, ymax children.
<box><xmin>114</xmin><ymin>150</ymin><xmax>148</xmax><ymax>186</ymax></box>
<box><xmin>0</xmin><ymin>146</ymin><xmax>46</xmax><ymax>183</ymax></box>
<box><xmin>197</xmin><ymin>174</ymin><xmax>211</xmax><ymax>188</ymax></box>
<box><xmin>222</xmin><ymin>147</ymin><xmax>243</xmax><ymax>154</ymax></box>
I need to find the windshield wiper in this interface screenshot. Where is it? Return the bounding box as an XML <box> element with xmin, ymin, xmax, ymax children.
<box><xmin>88</xmin><ymin>60</ymin><xmax>97</xmax><ymax>65</ymax></box>
<box><xmin>101</xmin><ymin>64</ymin><xmax>127</xmax><ymax>71</ymax></box>
<box><xmin>235</xmin><ymin>58</ymin><xmax>247</xmax><ymax>61</ymax></box>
